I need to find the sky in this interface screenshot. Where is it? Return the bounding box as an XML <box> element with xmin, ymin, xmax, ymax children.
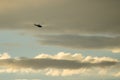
<box><xmin>0</xmin><ymin>0</ymin><xmax>120</xmax><ymax>80</ymax></box>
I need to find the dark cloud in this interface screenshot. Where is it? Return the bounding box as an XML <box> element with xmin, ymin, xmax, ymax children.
<box><xmin>0</xmin><ymin>0</ymin><xmax>120</xmax><ymax>35</ymax></box>
<box><xmin>0</xmin><ymin>0</ymin><xmax>119</xmax><ymax>53</ymax></box>
<box><xmin>38</xmin><ymin>34</ymin><xmax>120</xmax><ymax>50</ymax></box>
<box><xmin>0</xmin><ymin>58</ymin><xmax>118</xmax><ymax>70</ymax></box>
<box><xmin>0</xmin><ymin>53</ymin><xmax>119</xmax><ymax>76</ymax></box>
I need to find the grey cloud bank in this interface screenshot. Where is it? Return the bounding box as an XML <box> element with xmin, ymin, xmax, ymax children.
<box><xmin>39</xmin><ymin>34</ymin><xmax>120</xmax><ymax>51</ymax></box>
<box><xmin>0</xmin><ymin>52</ymin><xmax>120</xmax><ymax>76</ymax></box>
<box><xmin>0</xmin><ymin>0</ymin><xmax>120</xmax><ymax>51</ymax></box>
<box><xmin>0</xmin><ymin>58</ymin><xmax>118</xmax><ymax>70</ymax></box>
<box><xmin>0</xmin><ymin>0</ymin><xmax>120</xmax><ymax>34</ymax></box>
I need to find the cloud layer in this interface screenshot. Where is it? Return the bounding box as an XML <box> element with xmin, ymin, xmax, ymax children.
<box><xmin>0</xmin><ymin>0</ymin><xmax>120</xmax><ymax>35</ymax></box>
<box><xmin>38</xmin><ymin>34</ymin><xmax>120</xmax><ymax>52</ymax></box>
<box><xmin>0</xmin><ymin>52</ymin><xmax>120</xmax><ymax>76</ymax></box>
<box><xmin>0</xmin><ymin>0</ymin><xmax>120</xmax><ymax>51</ymax></box>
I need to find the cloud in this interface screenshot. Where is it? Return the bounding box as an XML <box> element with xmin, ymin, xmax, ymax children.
<box><xmin>114</xmin><ymin>72</ymin><xmax>120</xmax><ymax>77</ymax></box>
<box><xmin>112</xmin><ymin>49</ymin><xmax>120</xmax><ymax>53</ymax></box>
<box><xmin>0</xmin><ymin>0</ymin><xmax>65</xmax><ymax>30</ymax></box>
<box><xmin>38</xmin><ymin>34</ymin><xmax>120</xmax><ymax>51</ymax></box>
<box><xmin>15</xmin><ymin>79</ymin><xmax>40</xmax><ymax>80</ymax></box>
<box><xmin>15</xmin><ymin>79</ymin><xmax>28</xmax><ymax>80</ymax></box>
<box><xmin>0</xmin><ymin>0</ymin><xmax>120</xmax><ymax>35</ymax></box>
<box><xmin>0</xmin><ymin>56</ymin><xmax>117</xmax><ymax>70</ymax></box>
<box><xmin>0</xmin><ymin>0</ymin><xmax>119</xmax><ymax>51</ymax></box>
<box><xmin>0</xmin><ymin>52</ymin><xmax>120</xmax><ymax>76</ymax></box>
<box><xmin>0</xmin><ymin>53</ymin><xmax>11</xmax><ymax>59</ymax></box>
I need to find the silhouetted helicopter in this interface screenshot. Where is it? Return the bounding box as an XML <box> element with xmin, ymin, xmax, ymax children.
<box><xmin>34</xmin><ymin>24</ymin><xmax>42</xmax><ymax>28</ymax></box>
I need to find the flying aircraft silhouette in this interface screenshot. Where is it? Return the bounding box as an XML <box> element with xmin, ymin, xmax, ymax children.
<box><xmin>34</xmin><ymin>24</ymin><xmax>42</xmax><ymax>28</ymax></box>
